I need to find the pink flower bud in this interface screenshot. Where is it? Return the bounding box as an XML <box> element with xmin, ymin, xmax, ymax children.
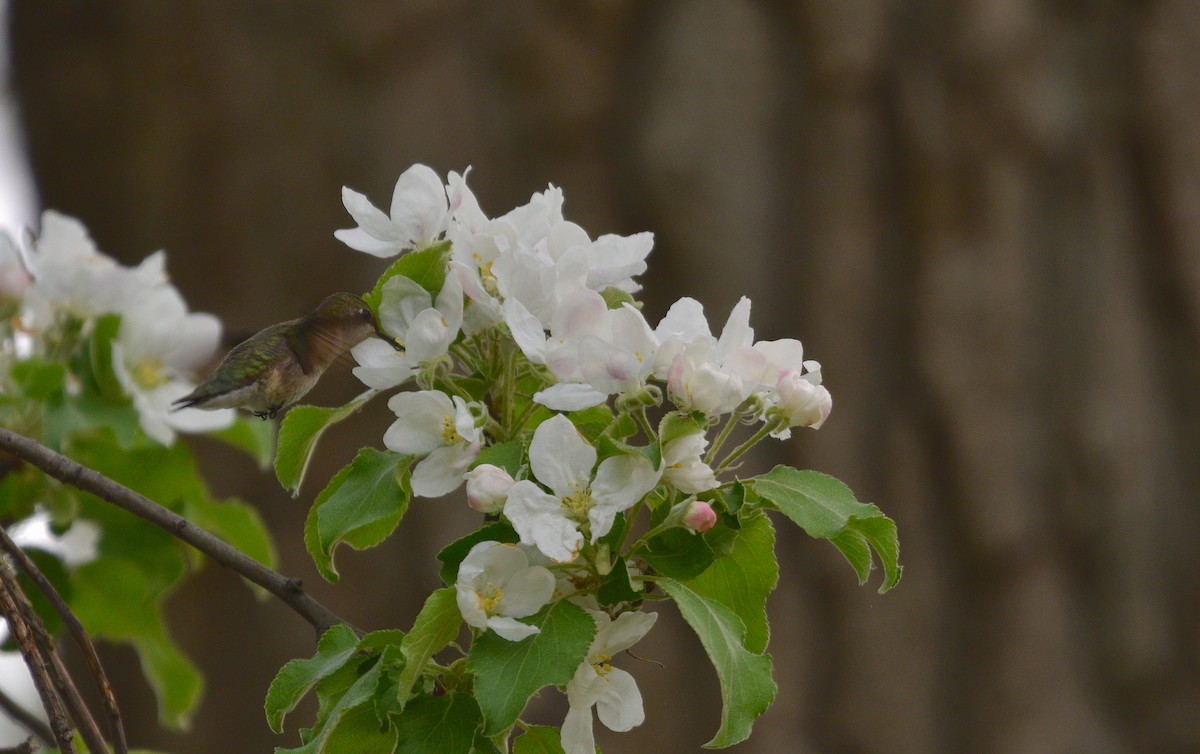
<box><xmin>464</xmin><ymin>464</ymin><xmax>515</xmax><ymax>513</ymax></box>
<box><xmin>682</xmin><ymin>500</ymin><xmax>717</xmax><ymax>533</ymax></box>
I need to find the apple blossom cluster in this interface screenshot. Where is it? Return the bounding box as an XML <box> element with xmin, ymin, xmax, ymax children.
<box><xmin>333</xmin><ymin>164</ymin><xmax>834</xmax><ymax>753</ymax></box>
<box><xmin>0</xmin><ymin>212</ymin><xmax>234</xmax><ymax>444</ymax></box>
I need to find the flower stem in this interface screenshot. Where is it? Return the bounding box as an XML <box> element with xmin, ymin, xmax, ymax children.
<box><xmin>714</xmin><ymin>421</ymin><xmax>779</xmax><ymax>473</ymax></box>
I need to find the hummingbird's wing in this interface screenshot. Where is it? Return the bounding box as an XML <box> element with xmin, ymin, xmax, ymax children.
<box><xmin>171</xmin><ymin>325</ymin><xmax>290</xmax><ymax>409</ymax></box>
<box><xmin>286</xmin><ymin>318</ymin><xmax>365</xmax><ymax>375</ymax></box>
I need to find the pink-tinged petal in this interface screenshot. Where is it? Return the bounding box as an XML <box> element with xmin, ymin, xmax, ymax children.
<box><xmin>550</xmin><ymin>288</ymin><xmax>607</xmax><ymax>341</ymax></box>
<box><xmin>656</xmin><ymin>297</ymin><xmax>711</xmax><ymax>342</ymax></box>
<box><xmin>529</xmin><ymin>415</ymin><xmax>596</xmax><ymax>497</ymax></box>
<box><xmin>754</xmin><ymin>338</ymin><xmax>805</xmax><ymax>385</ymax></box>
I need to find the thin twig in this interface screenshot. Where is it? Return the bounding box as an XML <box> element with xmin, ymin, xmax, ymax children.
<box><xmin>0</xmin><ymin>525</ymin><xmax>127</xmax><ymax>753</ymax></box>
<box><xmin>0</xmin><ymin>737</ymin><xmax>37</xmax><ymax>754</ymax></box>
<box><xmin>0</xmin><ymin>563</ymin><xmax>75</xmax><ymax>753</ymax></box>
<box><xmin>0</xmin><ymin>428</ymin><xmax>350</xmax><ymax>637</ymax></box>
<box><xmin>0</xmin><ymin>685</ymin><xmax>53</xmax><ymax>747</ymax></box>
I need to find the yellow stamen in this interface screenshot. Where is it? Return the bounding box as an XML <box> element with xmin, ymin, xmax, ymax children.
<box><xmin>475</xmin><ymin>582</ymin><xmax>503</xmax><ymax>614</ymax></box>
<box><xmin>132</xmin><ymin>359</ymin><xmax>170</xmax><ymax>389</ymax></box>
<box><xmin>441</xmin><ymin>414</ymin><xmax>464</xmax><ymax>445</ymax></box>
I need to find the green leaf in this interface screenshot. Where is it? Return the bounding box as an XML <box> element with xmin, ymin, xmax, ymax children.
<box><xmin>265</xmin><ymin>624</ymin><xmax>359</xmax><ymax>733</ymax></box>
<box><xmin>184</xmin><ymin>495</ymin><xmax>276</xmax><ymax>575</ymax></box>
<box><xmin>85</xmin><ymin>313</ymin><xmax>125</xmax><ymax>400</ymax></box>
<box><xmin>311</xmin><ymin>702</ymin><xmax>398</xmax><ymax>754</ymax></box>
<box><xmin>395</xmin><ymin>692</ymin><xmax>482</xmax><ymax>754</ymax></box>
<box><xmin>684</xmin><ymin>513</ymin><xmax>777</xmax><ymax>655</ymax></box>
<box><xmin>658</xmin><ymin>579</ymin><xmax>776</xmax><ymax>748</ymax></box>
<box><xmin>208</xmin><ymin>415</ymin><xmax>276</xmax><ymax>469</ymax></box>
<box><xmin>437</xmin><ymin>522</ymin><xmax>519</xmax><ymax>586</ymax></box>
<box><xmin>597</xmin><ymin>556</ymin><xmax>642</xmax><ymax>607</ymax></box>
<box><xmin>395</xmin><ymin>588</ymin><xmax>463</xmax><ymax>710</ymax></box>
<box><xmin>363</xmin><ymin>240</ymin><xmax>453</xmax><ymax>312</ymax></box>
<box><xmin>71</xmin><ymin>555</ymin><xmax>201</xmax><ymax>729</ymax></box>
<box><xmin>275</xmin><ymin>654</ymin><xmax>388</xmax><ymax>754</ymax></box>
<box><xmin>468</xmin><ymin>599</ymin><xmax>596</xmax><ymax>736</ymax></box>
<box><xmin>642</xmin><ymin>527</ymin><xmax>713</xmax><ymax>580</ymax></box>
<box><xmin>748</xmin><ymin>467</ymin><xmax>902</xmax><ymax>593</ymax></box>
<box><xmin>10</xmin><ymin>358</ymin><xmax>66</xmax><ymax>399</ymax></box>
<box><xmin>305</xmin><ymin>448</ymin><xmax>411</xmax><ymax>582</ymax></box>
<box><xmin>657</xmin><ymin>410</ymin><xmax>706</xmax><ymax>447</ymax></box>
<box><xmin>44</xmin><ymin>394</ymin><xmax>141</xmax><ymax>451</ymax></box>
<box><xmin>471</xmin><ymin>440</ymin><xmax>525</xmax><ymax>478</ymax></box>
<box><xmin>512</xmin><ymin>725</ymin><xmax>567</xmax><ymax>754</ymax></box>
<box><xmin>566</xmin><ymin>404</ymin><xmax>615</xmax><ymax>442</ymax></box>
<box><xmin>274</xmin><ymin>388</ymin><xmax>378</xmax><ymax>496</ymax></box>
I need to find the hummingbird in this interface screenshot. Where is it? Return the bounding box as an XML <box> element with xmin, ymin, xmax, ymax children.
<box><xmin>172</xmin><ymin>292</ymin><xmax>388</xmax><ymax>419</ymax></box>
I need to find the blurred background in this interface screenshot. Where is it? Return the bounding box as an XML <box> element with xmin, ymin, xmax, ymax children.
<box><xmin>3</xmin><ymin>1</ymin><xmax>1199</xmax><ymax>752</ymax></box>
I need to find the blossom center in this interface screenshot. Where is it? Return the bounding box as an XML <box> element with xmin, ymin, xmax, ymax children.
<box><xmin>592</xmin><ymin>654</ymin><xmax>613</xmax><ymax>676</ymax></box>
<box><xmin>475</xmin><ymin>582</ymin><xmax>503</xmax><ymax>614</ymax></box>
<box><xmin>132</xmin><ymin>358</ymin><xmax>169</xmax><ymax>389</ymax></box>
<box><xmin>441</xmin><ymin>414</ymin><xmax>464</xmax><ymax>445</ymax></box>
<box><xmin>561</xmin><ymin>487</ymin><xmax>593</xmax><ymax>522</ymax></box>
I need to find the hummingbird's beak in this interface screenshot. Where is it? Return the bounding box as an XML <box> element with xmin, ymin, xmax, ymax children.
<box><xmin>374</xmin><ymin>321</ymin><xmax>403</xmax><ymax>351</ymax></box>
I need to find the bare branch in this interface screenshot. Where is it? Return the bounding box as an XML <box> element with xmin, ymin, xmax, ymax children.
<box><xmin>0</xmin><ymin>428</ymin><xmax>350</xmax><ymax>637</ymax></box>
<box><xmin>0</xmin><ymin>525</ymin><xmax>128</xmax><ymax>753</ymax></box>
<box><xmin>0</xmin><ymin>562</ymin><xmax>76</xmax><ymax>753</ymax></box>
<box><xmin>0</xmin><ymin>685</ymin><xmax>53</xmax><ymax>748</ymax></box>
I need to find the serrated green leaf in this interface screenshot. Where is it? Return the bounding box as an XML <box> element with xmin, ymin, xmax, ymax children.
<box><xmin>471</xmin><ymin>440</ymin><xmax>525</xmax><ymax>478</ymax></box>
<box><xmin>395</xmin><ymin>692</ymin><xmax>482</xmax><ymax>754</ymax></box>
<box><xmin>657</xmin><ymin>410</ymin><xmax>706</xmax><ymax>447</ymax></box>
<box><xmin>437</xmin><ymin>522</ymin><xmax>519</xmax><ymax>586</ymax></box>
<box><xmin>565</xmin><ymin>404</ymin><xmax>615</xmax><ymax>442</ymax></box>
<box><xmin>274</xmin><ymin>388</ymin><xmax>378</xmax><ymax>496</ymax></box>
<box><xmin>265</xmin><ymin>624</ymin><xmax>359</xmax><ymax>733</ymax></box>
<box><xmin>275</xmin><ymin>654</ymin><xmax>387</xmax><ymax>754</ymax></box>
<box><xmin>684</xmin><ymin>513</ymin><xmax>777</xmax><ymax>654</ymax></box>
<box><xmin>467</xmin><ymin>600</ymin><xmax>596</xmax><ymax>736</ymax></box>
<box><xmin>659</xmin><ymin>579</ymin><xmax>776</xmax><ymax>748</ymax></box>
<box><xmin>314</xmin><ymin>702</ymin><xmax>399</xmax><ymax>754</ymax></box>
<box><xmin>363</xmin><ymin>240</ymin><xmax>453</xmax><ymax>312</ymax></box>
<box><xmin>642</xmin><ymin>527</ymin><xmax>713</xmax><ymax>580</ymax></box>
<box><xmin>395</xmin><ymin>588</ymin><xmax>463</xmax><ymax>710</ymax></box>
<box><xmin>749</xmin><ymin>467</ymin><xmax>901</xmax><ymax>593</ymax></box>
<box><xmin>305</xmin><ymin>448</ymin><xmax>410</xmax><ymax>582</ymax></box>
<box><xmin>512</xmin><ymin>725</ymin><xmax>567</xmax><ymax>754</ymax></box>
<box><xmin>208</xmin><ymin>415</ymin><xmax>276</xmax><ymax>469</ymax></box>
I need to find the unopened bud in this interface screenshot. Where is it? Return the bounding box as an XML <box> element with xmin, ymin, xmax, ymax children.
<box><xmin>682</xmin><ymin>500</ymin><xmax>717</xmax><ymax>533</ymax></box>
<box><xmin>464</xmin><ymin>464</ymin><xmax>515</xmax><ymax>513</ymax></box>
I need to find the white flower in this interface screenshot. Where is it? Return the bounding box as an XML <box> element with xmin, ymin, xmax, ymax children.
<box><xmin>561</xmin><ymin>610</ymin><xmax>658</xmax><ymax>754</ymax></box>
<box><xmin>753</xmin><ymin>338</ymin><xmax>831</xmax><ymax>437</ymax></box>
<box><xmin>383</xmin><ymin>390</ymin><xmax>481</xmax><ymax>498</ymax></box>
<box><xmin>503</xmin><ymin>415</ymin><xmax>661</xmax><ymax>562</ymax></box>
<box><xmin>334</xmin><ymin>164</ymin><xmax>448</xmax><ymax>257</ymax></box>
<box><xmin>455</xmin><ymin>541</ymin><xmax>556</xmax><ymax>641</ymax></box>
<box><xmin>20</xmin><ymin>211</ymin><xmax>167</xmax><ymax>327</ymax></box>
<box><xmin>656</xmin><ymin>297</ymin><xmax>765</xmax><ymax>417</ymax></box>
<box><xmin>661</xmin><ymin>430</ymin><xmax>719</xmax><ymax>494</ymax></box>
<box><xmin>113</xmin><ymin>286</ymin><xmax>235</xmax><ymax>444</ymax></box>
<box><xmin>351</xmin><ymin>271</ymin><xmax>463</xmax><ymax>390</ymax></box>
<box><xmin>464</xmin><ymin>464</ymin><xmax>515</xmax><ymax>513</ymax></box>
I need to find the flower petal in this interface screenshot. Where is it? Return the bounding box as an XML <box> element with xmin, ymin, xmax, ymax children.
<box><xmin>528</xmin><ymin>415</ymin><xmax>596</xmax><ymax>498</ymax></box>
<box><xmin>486</xmin><ymin>616</ymin><xmax>540</xmax><ymax>641</ymax></box>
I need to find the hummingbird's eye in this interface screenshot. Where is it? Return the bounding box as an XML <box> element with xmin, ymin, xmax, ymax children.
<box><xmin>360</xmin><ymin>308</ymin><xmax>372</xmax><ymax>320</ymax></box>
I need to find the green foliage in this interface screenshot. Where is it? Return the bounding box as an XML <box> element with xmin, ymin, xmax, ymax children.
<box><xmin>437</xmin><ymin>522</ymin><xmax>519</xmax><ymax>586</ymax></box>
<box><xmin>512</xmin><ymin>726</ymin><xmax>568</xmax><ymax>754</ymax></box>
<box><xmin>265</xmin><ymin>624</ymin><xmax>360</xmax><ymax>733</ymax></box>
<box><xmin>748</xmin><ymin>467</ymin><xmax>902</xmax><ymax>593</ymax></box>
<box><xmin>274</xmin><ymin>388</ymin><xmax>378</xmax><ymax>496</ymax></box>
<box><xmin>304</xmin><ymin>448</ymin><xmax>412</xmax><ymax>582</ymax></box>
<box><xmin>393</xmin><ymin>588</ymin><xmax>463</xmax><ymax>710</ymax></box>
<box><xmin>468</xmin><ymin>600</ymin><xmax>596</xmax><ymax>736</ymax></box>
<box><xmin>658</xmin><ymin>579</ymin><xmax>777</xmax><ymax>748</ymax></box>
<box><xmin>363</xmin><ymin>241</ymin><xmax>453</xmax><ymax>312</ymax></box>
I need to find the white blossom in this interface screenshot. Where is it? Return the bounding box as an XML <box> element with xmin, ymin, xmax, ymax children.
<box><xmin>661</xmin><ymin>429</ymin><xmax>719</xmax><ymax>494</ymax></box>
<box><xmin>561</xmin><ymin>610</ymin><xmax>658</xmax><ymax>754</ymax></box>
<box><xmin>383</xmin><ymin>390</ymin><xmax>481</xmax><ymax>498</ymax></box>
<box><xmin>335</xmin><ymin>164</ymin><xmax>448</xmax><ymax>257</ymax></box>
<box><xmin>455</xmin><ymin>541</ymin><xmax>555</xmax><ymax>641</ymax></box>
<box><xmin>503</xmin><ymin>415</ymin><xmax>661</xmax><ymax>562</ymax></box>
